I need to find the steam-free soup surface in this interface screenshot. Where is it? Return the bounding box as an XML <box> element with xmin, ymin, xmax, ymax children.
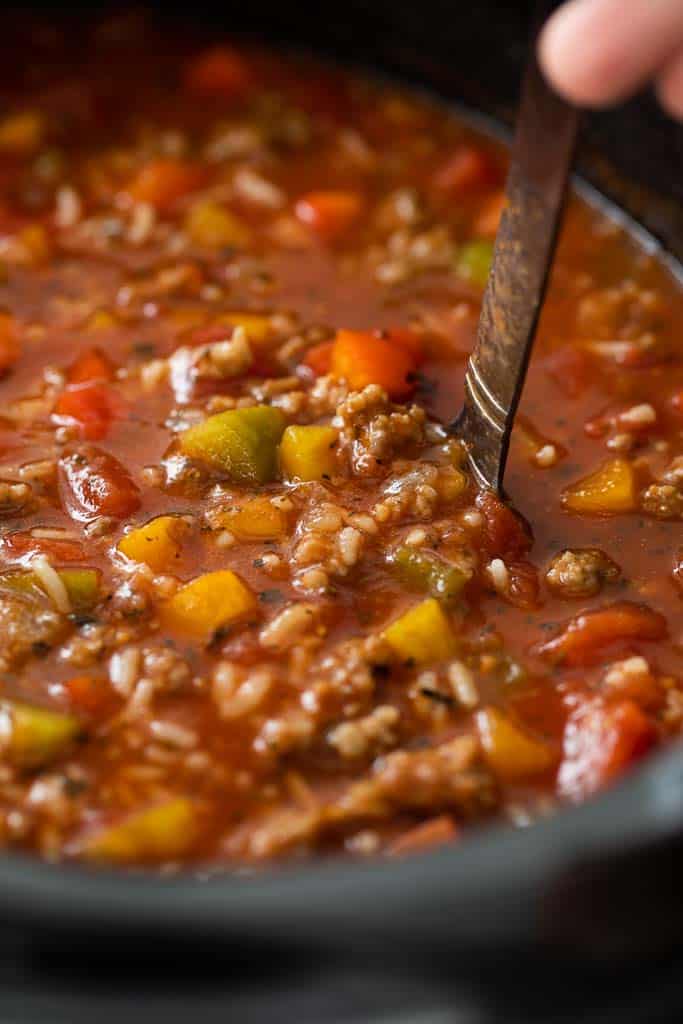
<box><xmin>0</xmin><ymin>18</ymin><xmax>681</xmax><ymax>868</ymax></box>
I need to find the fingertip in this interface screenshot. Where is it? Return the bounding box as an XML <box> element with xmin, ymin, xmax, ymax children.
<box><xmin>537</xmin><ymin>2</ymin><xmax>620</xmax><ymax>107</ymax></box>
<box><xmin>656</xmin><ymin>49</ymin><xmax>683</xmax><ymax>121</ymax></box>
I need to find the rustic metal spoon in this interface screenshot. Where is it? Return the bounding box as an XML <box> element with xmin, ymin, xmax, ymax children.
<box><xmin>455</xmin><ymin>2</ymin><xmax>579</xmax><ymax>494</ymax></box>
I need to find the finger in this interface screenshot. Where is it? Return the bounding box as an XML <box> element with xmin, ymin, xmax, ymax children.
<box><xmin>538</xmin><ymin>0</ymin><xmax>683</xmax><ymax>108</ymax></box>
<box><xmin>656</xmin><ymin>46</ymin><xmax>683</xmax><ymax>120</ymax></box>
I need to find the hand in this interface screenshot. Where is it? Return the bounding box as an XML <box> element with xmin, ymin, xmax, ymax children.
<box><xmin>538</xmin><ymin>0</ymin><xmax>683</xmax><ymax>120</ymax></box>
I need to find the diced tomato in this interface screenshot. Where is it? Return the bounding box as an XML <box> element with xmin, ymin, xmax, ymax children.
<box><xmin>295</xmin><ymin>191</ymin><xmax>364</xmax><ymax>242</ymax></box>
<box><xmin>474</xmin><ymin>189</ymin><xmax>506</xmax><ymax>237</ymax></box>
<box><xmin>543</xmin><ymin>345</ymin><xmax>590</xmax><ymax>399</ymax></box>
<box><xmin>558</xmin><ymin>698</ymin><xmax>657</xmax><ymax>801</ymax></box>
<box><xmin>188</xmin><ymin>323</ymin><xmax>234</xmax><ymax>348</ymax></box>
<box><xmin>184</xmin><ymin>46</ymin><xmax>253</xmax><ymax>99</ymax></box>
<box><xmin>330</xmin><ymin>328</ymin><xmax>422</xmax><ymax>399</ymax></box>
<box><xmin>54</xmin><ymin>383</ymin><xmax>126</xmax><ymax>440</ymax></box>
<box><xmin>0</xmin><ymin>531</ymin><xmax>86</xmax><ymax>564</ymax></box>
<box><xmin>0</xmin><ymin>312</ymin><xmax>20</xmax><ymax>375</ymax></box>
<box><xmin>68</xmin><ymin>347</ymin><xmax>116</xmax><ymax>385</ymax></box>
<box><xmin>476</xmin><ymin>490</ymin><xmax>531</xmax><ymax>560</ymax></box>
<box><xmin>537</xmin><ymin>602</ymin><xmax>667</xmax><ymax>667</ymax></box>
<box><xmin>506</xmin><ymin>559</ymin><xmax>540</xmax><ymax>610</ymax></box>
<box><xmin>433</xmin><ymin>145</ymin><xmax>501</xmax><ymax>194</ymax></box>
<box><xmin>58</xmin><ymin>446</ymin><xmax>141</xmax><ymax>523</ymax></box>
<box><xmin>64</xmin><ymin>675</ymin><xmax>113</xmax><ymax>716</ymax></box>
<box><xmin>124</xmin><ymin>160</ymin><xmax>206</xmax><ymax>211</ymax></box>
<box><xmin>301</xmin><ymin>340</ymin><xmax>334</xmax><ymax>377</ymax></box>
<box><xmin>388</xmin><ymin>815</ymin><xmax>458</xmax><ymax>857</ymax></box>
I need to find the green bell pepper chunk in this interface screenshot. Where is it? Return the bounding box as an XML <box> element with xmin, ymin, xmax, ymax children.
<box><xmin>390</xmin><ymin>546</ymin><xmax>469</xmax><ymax>603</ymax></box>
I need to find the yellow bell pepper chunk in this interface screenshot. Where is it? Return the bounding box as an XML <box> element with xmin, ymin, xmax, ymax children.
<box><xmin>118</xmin><ymin>516</ymin><xmax>187</xmax><ymax>573</ymax></box>
<box><xmin>20</xmin><ymin>224</ymin><xmax>50</xmax><ymax>265</ymax></box>
<box><xmin>86</xmin><ymin>309</ymin><xmax>120</xmax><ymax>331</ymax></box>
<box><xmin>179</xmin><ymin>405</ymin><xmax>286</xmax><ymax>483</ymax></box>
<box><xmin>280</xmin><ymin>425</ymin><xmax>339</xmax><ymax>481</ymax></box>
<box><xmin>185</xmin><ymin>200</ymin><xmax>251</xmax><ymax>249</ymax></box>
<box><xmin>383</xmin><ymin>598</ymin><xmax>457</xmax><ymax>664</ymax></box>
<box><xmin>476</xmin><ymin>707</ymin><xmax>556</xmax><ymax>780</ymax></box>
<box><xmin>218</xmin><ymin>496</ymin><xmax>289</xmax><ymax>540</ymax></box>
<box><xmin>562</xmin><ymin>457</ymin><xmax>636</xmax><ymax>514</ymax></box>
<box><xmin>218</xmin><ymin>312</ymin><xmax>272</xmax><ymax>343</ymax></box>
<box><xmin>160</xmin><ymin>569</ymin><xmax>256</xmax><ymax>638</ymax></box>
<box><xmin>0</xmin><ymin>112</ymin><xmax>43</xmax><ymax>154</ymax></box>
<box><xmin>1</xmin><ymin>700</ymin><xmax>81</xmax><ymax>768</ymax></box>
<box><xmin>83</xmin><ymin>798</ymin><xmax>197</xmax><ymax>864</ymax></box>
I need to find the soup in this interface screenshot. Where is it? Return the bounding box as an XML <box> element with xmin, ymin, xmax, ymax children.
<box><xmin>0</xmin><ymin>20</ymin><xmax>681</xmax><ymax>868</ymax></box>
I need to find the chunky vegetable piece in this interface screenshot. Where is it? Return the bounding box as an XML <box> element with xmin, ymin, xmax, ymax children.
<box><xmin>124</xmin><ymin>160</ymin><xmax>205</xmax><ymax>210</ymax></box>
<box><xmin>217</xmin><ymin>496</ymin><xmax>289</xmax><ymax>540</ymax></box>
<box><xmin>118</xmin><ymin>516</ymin><xmax>186</xmax><ymax>572</ymax></box>
<box><xmin>537</xmin><ymin>603</ymin><xmax>667</xmax><ymax>666</ymax></box>
<box><xmin>331</xmin><ymin>329</ymin><xmax>421</xmax><ymax>398</ymax></box>
<box><xmin>0</xmin><ymin>27</ymin><xmax>680</xmax><ymax>871</ymax></box>
<box><xmin>477</xmin><ymin>708</ymin><xmax>556</xmax><ymax>780</ymax></box>
<box><xmin>160</xmin><ymin>569</ymin><xmax>256</xmax><ymax>638</ymax></box>
<box><xmin>383</xmin><ymin>598</ymin><xmax>457</xmax><ymax>664</ymax></box>
<box><xmin>179</xmin><ymin>406</ymin><xmax>286</xmax><ymax>483</ymax></box>
<box><xmin>185</xmin><ymin>200</ymin><xmax>251</xmax><ymax>249</ymax></box>
<box><xmin>562</xmin><ymin>458</ymin><xmax>636</xmax><ymax>514</ymax></box>
<box><xmin>83</xmin><ymin>798</ymin><xmax>197</xmax><ymax>864</ymax></box>
<box><xmin>389</xmin><ymin>547</ymin><xmax>468</xmax><ymax>603</ymax></box>
<box><xmin>295</xmin><ymin>191</ymin><xmax>364</xmax><ymax>241</ymax></box>
<box><xmin>457</xmin><ymin>240</ymin><xmax>494</xmax><ymax>287</ymax></box>
<box><xmin>58</xmin><ymin>446</ymin><xmax>141</xmax><ymax>523</ymax></box>
<box><xmin>1</xmin><ymin>701</ymin><xmax>81</xmax><ymax>768</ymax></box>
<box><xmin>280</xmin><ymin>425</ymin><xmax>338</xmax><ymax>481</ymax></box>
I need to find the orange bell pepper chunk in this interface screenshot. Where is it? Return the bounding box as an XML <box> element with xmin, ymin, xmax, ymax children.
<box><xmin>0</xmin><ymin>312</ymin><xmax>20</xmax><ymax>375</ymax></box>
<box><xmin>295</xmin><ymin>191</ymin><xmax>364</xmax><ymax>242</ymax></box>
<box><xmin>54</xmin><ymin>383</ymin><xmax>126</xmax><ymax>441</ymax></box>
<box><xmin>537</xmin><ymin>602</ymin><xmax>667</xmax><ymax>667</ymax></box>
<box><xmin>68</xmin><ymin>347</ymin><xmax>117</xmax><ymax>385</ymax></box>
<box><xmin>559</xmin><ymin>698</ymin><xmax>657</xmax><ymax>800</ymax></box>
<box><xmin>124</xmin><ymin>160</ymin><xmax>206</xmax><ymax>211</ymax></box>
<box><xmin>301</xmin><ymin>340</ymin><xmax>334</xmax><ymax>376</ymax></box>
<box><xmin>388</xmin><ymin>815</ymin><xmax>458</xmax><ymax>857</ymax></box>
<box><xmin>331</xmin><ymin>328</ymin><xmax>422</xmax><ymax>398</ymax></box>
<box><xmin>184</xmin><ymin>46</ymin><xmax>253</xmax><ymax>99</ymax></box>
<box><xmin>474</xmin><ymin>189</ymin><xmax>506</xmax><ymax>237</ymax></box>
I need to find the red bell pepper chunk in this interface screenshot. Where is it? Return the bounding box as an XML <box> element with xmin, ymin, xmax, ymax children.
<box><xmin>295</xmin><ymin>191</ymin><xmax>364</xmax><ymax>242</ymax></box>
<box><xmin>124</xmin><ymin>160</ymin><xmax>206</xmax><ymax>212</ymax></box>
<box><xmin>537</xmin><ymin>602</ymin><xmax>667</xmax><ymax>667</ymax></box>
<box><xmin>0</xmin><ymin>531</ymin><xmax>86</xmax><ymax>564</ymax></box>
<box><xmin>558</xmin><ymin>698</ymin><xmax>657</xmax><ymax>801</ymax></box>
<box><xmin>54</xmin><ymin>382</ymin><xmax>126</xmax><ymax>440</ymax></box>
<box><xmin>433</xmin><ymin>145</ymin><xmax>500</xmax><ymax>193</ymax></box>
<box><xmin>184</xmin><ymin>46</ymin><xmax>253</xmax><ymax>99</ymax></box>
<box><xmin>0</xmin><ymin>313</ymin><xmax>20</xmax><ymax>375</ymax></box>
<box><xmin>68</xmin><ymin>347</ymin><xmax>116</xmax><ymax>385</ymax></box>
<box><xmin>58</xmin><ymin>446</ymin><xmax>141</xmax><ymax>523</ymax></box>
<box><xmin>301</xmin><ymin>340</ymin><xmax>334</xmax><ymax>377</ymax></box>
<box><xmin>64</xmin><ymin>675</ymin><xmax>113</xmax><ymax>716</ymax></box>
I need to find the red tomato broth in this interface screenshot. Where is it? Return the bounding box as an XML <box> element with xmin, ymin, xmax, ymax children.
<box><xmin>0</xmin><ymin>20</ymin><xmax>679</xmax><ymax>869</ymax></box>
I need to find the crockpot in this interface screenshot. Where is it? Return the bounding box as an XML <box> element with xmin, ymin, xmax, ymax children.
<box><xmin>1</xmin><ymin>2</ymin><xmax>682</xmax><ymax>1020</ymax></box>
